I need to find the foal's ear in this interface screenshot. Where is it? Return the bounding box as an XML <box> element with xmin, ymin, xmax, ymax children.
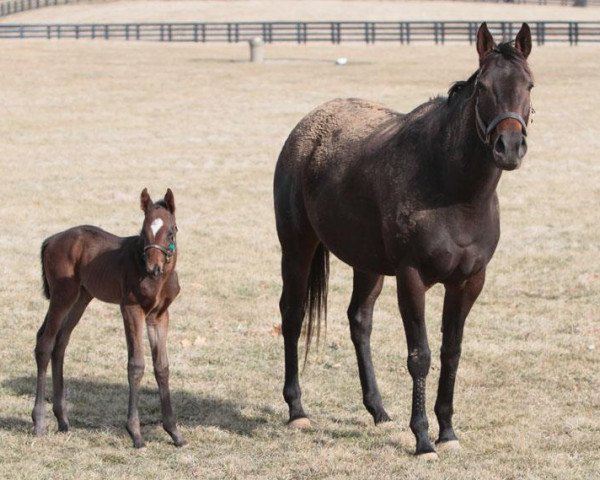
<box><xmin>164</xmin><ymin>188</ymin><xmax>175</xmax><ymax>214</ymax></box>
<box><xmin>140</xmin><ymin>188</ymin><xmax>153</xmax><ymax>213</ymax></box>
<box><xmin>515</xmin><ymin>23</ymin><xmax>532</xmax><ymax>59</ymax></box>
<box><xmin>476</xmin><ymin>22</ymin><xmax>496</xmax><ymax>64</ymax></box>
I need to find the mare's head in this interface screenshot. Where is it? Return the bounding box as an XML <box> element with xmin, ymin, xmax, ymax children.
<box><xmin>140</xmin><ymin>188</ymin><xmax>177</xmax><ymax>278</ymax></box>
<box><xmin>474</xmin><ymin>22</ymin><xmax>534</xmax><ymax>170</ymax></box>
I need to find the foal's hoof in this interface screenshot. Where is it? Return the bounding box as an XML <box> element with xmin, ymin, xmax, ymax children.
<box><xmin>436</xmin><ymin>439</ymin><xmax>460</xmax><ymax>452</ymax></box>
<box><xmin>416</xmin><ymin>451</ymin><xmax>439</xmax><ymax>461</ymax></box>
<box><xmin>287</xmin><ymin>417</ymin><xmax>311</xmax><ymax>429</ymax></box>
<box><xmin>32</xmin><ymin>425</ymin><xmax>46</xmax><ymax>437</ymax></box>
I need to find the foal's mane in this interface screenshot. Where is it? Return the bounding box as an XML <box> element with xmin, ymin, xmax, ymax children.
<box><xmin>446</xmin><ymin>41</ymin><xmax>531</xmax><ymax>106</ymax></box>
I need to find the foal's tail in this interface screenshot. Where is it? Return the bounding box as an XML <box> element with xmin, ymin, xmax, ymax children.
<box><xmin>40</xmin><ymin>239</ymin><xmax>50</xmax><ymax>299</ymax></box>
<box><xmin>303</xmin><ymin>243</ymin><xmax>330</xmax><ymax>366</ymax></box>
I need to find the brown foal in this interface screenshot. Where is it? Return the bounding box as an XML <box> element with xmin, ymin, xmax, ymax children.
<box><xmin>32</xmin><ymin>188</ymin><xmax>186</xmax><ymax>448</ymax></box>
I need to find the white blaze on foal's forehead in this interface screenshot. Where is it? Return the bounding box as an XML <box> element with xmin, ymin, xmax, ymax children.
<box><xmin>150</xmin><ymin>218</ymin><xmax>164</xmax><ymax>236</ymax></box>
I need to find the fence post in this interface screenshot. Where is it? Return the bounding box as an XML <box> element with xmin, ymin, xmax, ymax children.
<box><xmin>249</xmin><ymin>36</ymin><xmax>264</xmax><ymax>63</ymax></box>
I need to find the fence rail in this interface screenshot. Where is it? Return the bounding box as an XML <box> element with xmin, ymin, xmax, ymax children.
<box><xmin>0</xmin><ymin>21</ymin><xmax>599</xmax><ymax>44</ymax></box>
<box><xmin>2</xmin><ymin>0</ymin><xmax>600</xmax><ymax>15</ymax></box>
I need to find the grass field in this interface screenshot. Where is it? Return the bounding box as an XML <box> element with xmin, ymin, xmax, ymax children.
<box><xmin>2</xmin><ymin>0</ymin><xmax>600</xmax><ymax>23</ymax></box>
<box><xmin>0</xmin><ymin>12</ymin><xmax>599</xmax><ymax>480</ymax></box>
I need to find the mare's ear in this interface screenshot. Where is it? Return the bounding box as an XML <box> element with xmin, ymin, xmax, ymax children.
<box><xmin>515</xmin><ymin>23</ymin><xmax>532</xmax><ymax>59</ymax></box>
<box><xmin>140</xmin><ymin>188</ymin><xmax>153</xmax><ymax>213</ymax></box>
<box><xmin>476</xmin><ymin>22</ymin><xmax>496</xmax><ymax>64</ymax></box>
<box><xmin>164</xmin><ymin>188</ymin><xmax>175</xmax><ymax>214</ymax></box>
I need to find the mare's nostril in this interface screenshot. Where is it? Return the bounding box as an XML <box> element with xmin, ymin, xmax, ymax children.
<box><xmin>494</xmin><ymin>135</ymin><xmax>506</xmax><ymax>155</ymax></box>
<box><xmin>519</xmin><ymin>136</ymin><xmax>528</xmax><ymax>158</ymax></box>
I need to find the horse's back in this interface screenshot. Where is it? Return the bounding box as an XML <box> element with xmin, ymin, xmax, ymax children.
<box><xmin>42</xmin><ymin>226</ymin><xmax>129</xmax><ymax>300</ymax></box>
<box><xmin>277</xmin><ymin>98</ymin><xmax>402</xmax><ymax>174</ymax></box>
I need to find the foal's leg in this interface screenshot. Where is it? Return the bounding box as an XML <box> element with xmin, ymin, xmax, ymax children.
<box><xmin>280</xmin><ymin>240</ymin><xmax>318</xmax><ymax>428</ymax></box>
<box><xmin>121</xmin><ymin>304</ymin><xmax>146</xmax><ymax>448</ymax></box>
<box><xmin>147</xmin><ymin>311</ymin><xmax>186</xmax><ymax>447</ymax></box>
<box><xmin>435</xmin><ymin>269</ymin><xmax>486</xmax><ymax>450</ymax></box>
<box><xmin>51</xmin><ymin>289</ymin><xmax>92</xmax><ymax>432</ymax></box>
<box><xmin>396</xmin><ymin>267</ymin><xmax>436</xmax><ymax>458</ymax></box>
<box><xmin>32</xmin><ymin>282</ymin><xmax>79</xmax><ymax>435</ymax></box>
<box><xmin>347</xmin><ymin>270</ymin><xmax>390</xmax><ymax>424</ymax></box>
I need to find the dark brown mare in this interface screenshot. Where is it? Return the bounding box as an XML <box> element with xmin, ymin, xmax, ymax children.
<box><xmin>274</xmin><ymin>23</ymin><xmax>534</xmax><ymax>458</ymax></box>
<box><xmin>32</xmin><ymin>188</ymin><xmax>186</xmax><ymax>448</ymax></box>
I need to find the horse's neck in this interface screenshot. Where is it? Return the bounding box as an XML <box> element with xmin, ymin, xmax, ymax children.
<box><xmin>439</xmin><ymin>98</ymin><xmax>502</xmax><ymax>205</ymax></box>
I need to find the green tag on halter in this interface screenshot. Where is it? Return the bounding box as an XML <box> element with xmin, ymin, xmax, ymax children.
<box><xmin>168</xmin><ymin>243</ymin><xmax>176</xmax><ymax>252</ymax></box>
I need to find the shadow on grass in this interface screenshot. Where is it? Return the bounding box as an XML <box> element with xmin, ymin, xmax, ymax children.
<box><xmin>1</xmin><ymin>376</ymin><xmax>269</xmax><ymax>437</ymax></box>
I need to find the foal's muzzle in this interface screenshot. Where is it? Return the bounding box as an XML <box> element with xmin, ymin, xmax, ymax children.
<box><xmin>142</xmin><ymin>243</ymin><xmax>176</xmax><ymax>278</ymax></box>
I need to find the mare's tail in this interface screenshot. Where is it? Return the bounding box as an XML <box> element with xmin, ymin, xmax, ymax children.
<box><xmin>303</xmin><ymin>243</ymin><xmax>330</xmax><ymax>365</ymax></box>
<box><xmin>40</xmin><ymin>239</ymin><xmax>50</xmax><ymax>299</ymax></box>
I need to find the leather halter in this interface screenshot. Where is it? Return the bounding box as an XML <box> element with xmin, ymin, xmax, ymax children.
<box><xmin>475</xmin><ymin>102</ymin><xmax>528</xmax><ymax>146</ymax></box>
<box><xmin>143</xmin><ymin>243</ymin><xmax>176</xmax><ymax>263</ymax></box>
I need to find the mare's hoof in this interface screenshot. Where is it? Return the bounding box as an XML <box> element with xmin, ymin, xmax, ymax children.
<box><xmin>436</xmin><ymin>439</ymin><xmax>460</xmax><ymax>452</ymax></box>
<box><xmin>33</xmin><ymin>426</ymin><xmax>46</xmax><ymax>437</ymax></box>
<box><xmin>416</xmin><ymin>451</ymin><xmax>439</xmax><ymax>461</ymax></box>
<box><xmin>287</xmin><ymin>417</ymin><xmax>311</xmax><ymax>429</ymax></box>
<box><xmin>58</xmin><ymin>421</ymin><xmax>70</xmax><ymax>432</ymax></box>
<box><xmin>133</xmin><ymin>440</ymin><xmax>146</xmax><ymax>449</ymax></box>
<box><xmin>174</xmin><ymin>438</ymin><xmax>188</xmax><ymax>448</ymax></box>
<box><xmin>374</xmin><ymin>412</ymin><xmax>392</xmax><ymax>425</ymax></box>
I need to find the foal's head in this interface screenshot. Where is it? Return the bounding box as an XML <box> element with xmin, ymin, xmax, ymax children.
<box><xmin>140</xmin><ymin>188</ymin><xmax>177</xmax><ymax>278</ymax></box>
<box><xmin>474</xmin><ymin>22</ymin><xmax>534</xmax><ymax>170</ymax></box>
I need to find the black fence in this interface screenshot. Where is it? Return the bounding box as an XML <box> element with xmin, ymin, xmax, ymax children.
<box><xmin>1</xmin><ymin>0</ymin><xmax>599</xmax><ymax>15</ymax></box>
<box><xmin>0</xmin><ymin>0</ymin><xmax>81</xmax><ymax>17</ymax></box>
<box><xmin>0</xmin><ymin>21</ymin><xmax>599</xmax><ymax>44</ymax></box>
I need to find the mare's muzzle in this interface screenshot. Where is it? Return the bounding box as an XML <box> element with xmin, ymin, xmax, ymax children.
<box><xmin>476</xmin><ymin>109</ymin><xmax>528</xmax><ymax>170</ymax></box>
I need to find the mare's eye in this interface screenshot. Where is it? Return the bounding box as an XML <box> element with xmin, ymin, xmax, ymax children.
<box><xmin>527</xmin><ymin>83</ymin><xmax>535</xmax><ymax>91</ymax></box>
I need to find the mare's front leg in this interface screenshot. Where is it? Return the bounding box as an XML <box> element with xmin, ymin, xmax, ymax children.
<box><xmin>121</xmin><ymin>303</ymin><xmax>146</xmax><ymax>448</ymax></box>
<box><xmin>147</xmin><ymin>310</ymin><xmax>186</xmax><ymax>447</ymax></box>
<box><xmin>435</xmin><ymin>269</ymin><xmax>486</xmax><ymax>450</ymax></box>
<box><xmin>347</xmin><ymin>269</ymin><xmax>390</xmax><ymax>424</ymax></box>
<box><xmin>396</xmin><ymin>266</ymin><xmax>436</xmax><ymax>458</ymax></box>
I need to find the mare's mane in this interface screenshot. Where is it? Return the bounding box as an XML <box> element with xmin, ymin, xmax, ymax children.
<box><xmin>446</xmin><ymin>41</ymin><xmax>530</xmax><ymax>106</ymax></box>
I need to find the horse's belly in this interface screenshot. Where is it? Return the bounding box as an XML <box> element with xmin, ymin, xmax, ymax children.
<box><xmin>421</xmin><ymin>244</ymin><xmax>489</xmax><ymax>284</ymax></box>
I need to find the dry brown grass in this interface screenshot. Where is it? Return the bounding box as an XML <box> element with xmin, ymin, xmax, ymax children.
<box><xmin>2</xmin><ymin>0</ymin><xmax>600</xmax><ymax>23</ymax></box>
<box><xmin>0</xmin><ymin>30</ymin><xmax>599</xmax><ymax>480</ymax></box>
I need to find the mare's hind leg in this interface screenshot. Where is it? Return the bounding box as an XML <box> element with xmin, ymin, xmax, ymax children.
<box><xmin>279</xmin><ymin>238</ymin><xmax>319</xmax><ymax>428</ymax></box>
<box><xmin>147</xmin><ymin>311</ymin><xmax>186</xmax><ymax>447</ymax></box>
<box><xmin>51</xmin><ymin>289</ymin><xmax>92</xmax><ymax>432</ymax></box>
<box><xmin>32</xmin><ymin>281</ymin><xmax>80</xmax><ymax>435</ymax></box>
<box><xmin>435</xmin><ymin>270</ymin><xmax>485</xmax><ymax>451</ymax></box>
<box><xmin>347</xmin><ymin>270</ymin><xmax>390</xmax><ymax>424</ymax></box>
<box><xmin>121</xmin><ymin>304</ymin><xmax>146</xmax><ymax>448</ymax></box>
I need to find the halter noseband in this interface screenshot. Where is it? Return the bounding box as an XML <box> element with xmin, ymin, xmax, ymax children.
<box><xmin>143</xmin><ymin>243</ymin><xmax>176</xmax><ymax>263</ymax></box>
<box><xmin>475</xmin><ymin>102</ymin><xmax>529</xmax><ymax>146</ymax></box>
